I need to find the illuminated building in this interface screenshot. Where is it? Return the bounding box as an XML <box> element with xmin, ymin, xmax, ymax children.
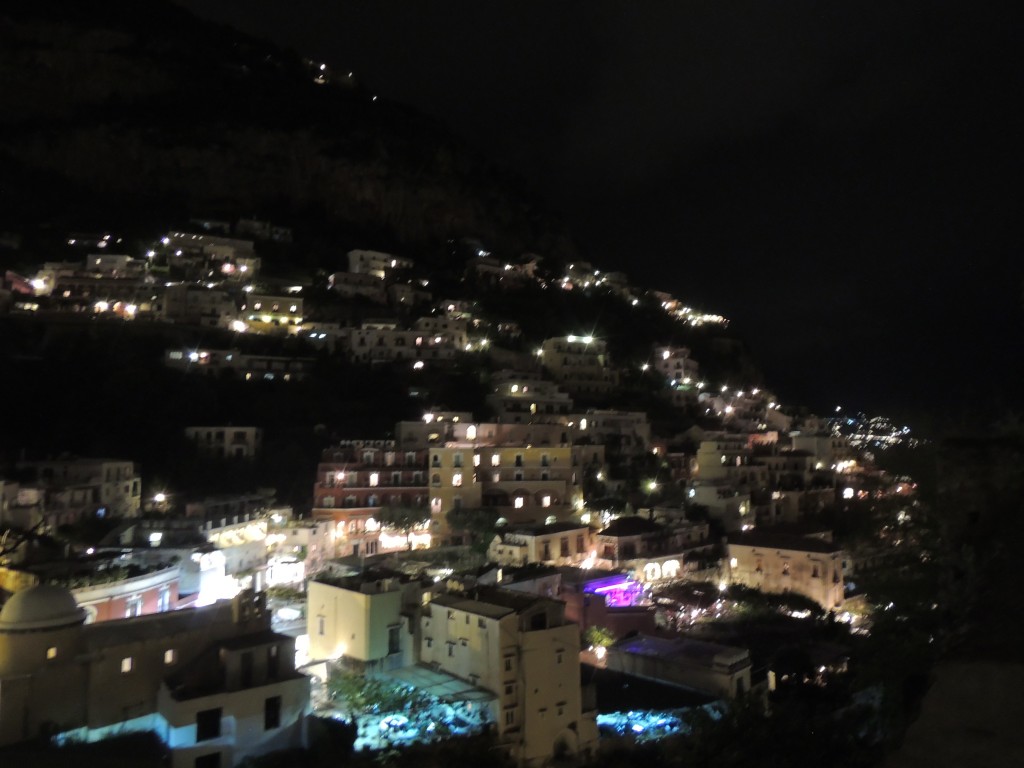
<box><xmin>430</xmin><ymin>444</ymin><xmax>581</xmax><ymax>535</ymax></box>
<box><xmin>164</xmin><ymin>347</ymin><xmax>313</xmax><ymax>381</ymax></box>
<box><xmin>487</xmin><ymin>522</ymin><xmax>592</xmax><ymax>567</ymax></box>
<box><xmin>653</xmin><ymin>345</ymin><xmax>699</xmax><ymax>385</ymax></box>
<box><xmin>307</xmin><ymin>574</ymin><xmax>415</xmax><ymax>671</ymax></box>
<box><xmin>346</xmin><ymin>249</ymin><xmax>414</xmax><ymax>278</ymax></box>
<box><xmin>0</xmin><ymin>588</ymin><xmax>310</xmax><ymax>765</ymax></box>
<box><xmin>340</xmin><ymin>317</ymin><xmax>467</xmax><ymax>364</ymax></box>
<box><xmin>559</xmin><ymin>571</ymin><xmax>657</xmax><ymax>638</ymax></box>
<box><xmin>486</xmin><ymin>371</ymin><xmax>574</xmax><ymax>423</ymax></box>
<box><xmin>540</xmin><ymin>336</ymin><xmax>618</xmax><ymax>398</ymax></box>
<box><xmin>594</xmin><ymin>516</ymin><xmax>709</xmax><ymax>570</ymax></box>
<box><xmin>0</xmin><ymin>562</ymin><xmax>179</xmax><ymax>623</ymax></box>
<box><xmin>13</xmin><ymin>457</ymin><xmax>142</xmax><ymax>528</ymax></box>
<box><xmin>240</xmin><ymin>293</ymin><xmax>304</xmax><ymax>331</ymax></box>
<box><xmin>312</xmin><ymin>441</ymin><xmax>429</xmax><ymax>557</ymax></box>
<box><xmin>726</xmin><ymin>530</ymin><xmax>847</xmax><ymax>610</ymax></box>
<box><xmin>421</xmin><ymin>588</ymin><xmax>599</xmax><ymax>765</ymax></box>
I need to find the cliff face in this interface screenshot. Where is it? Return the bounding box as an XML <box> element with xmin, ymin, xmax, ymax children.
<box><xmin>0</xmin><ymin>2</ymin><xmax>576</xmax><ymax>259</ymax></box>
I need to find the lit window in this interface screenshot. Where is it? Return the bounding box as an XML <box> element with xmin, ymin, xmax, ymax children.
<box><xmin>491</xmin><ymin>454</ymin><xmax>500</xmax><ymax>467</ymax></box>
<box><xmin>452</xmin><ymin>473</ymin><xmax>463</xmax><ymax>487</ymax></box>
<box><xmin>473</xmin><ymin>453</ymin><xmax>481</xmax><ymax>467</ymax></box>
<box><xmin>47</xmin><ymin>646</ymin><xmax>57</xmax><ymax>660</ymax></box>
<box><xmin>369</xmin><ymin>473</ymin><xmax>379</xmax><ymax>487</ymax></box>
<box><xmin>542</xmin><ymin>496</ymin><xmax>551</xmax><ymax>507</ymax></box>
<box><xmin>467</xmin><ymin>425</ymin><xmax>477</xmax><ymax>441</ymax></box>
<box><xmin>514</xmin><ymin>497</ymin><xmax>525</xmax><ymax>509</ymax></box>
<box><xmin>121</xmin><ymin>657</ymin><xmax>133</xmax><ymax>673</ymax></box>
<box><xmin>164</xmin><ymin>649</ymin><xmax>176</xmax><ymax>665</ymax></box>
<box><xmin>730</xmin><ymin>558</ymin><xmax>738</xmax><ymax>568</ymax></box>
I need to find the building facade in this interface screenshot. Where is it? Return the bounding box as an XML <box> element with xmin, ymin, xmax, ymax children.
<box><xmin>727</xmin><ymin>531</ymin><xmax>846</xmax><ymax>610</ymax></box>
<box><xmin>420</xmin><ymin>589</ymin><xmax>598</xmax><ymax>764</ymax></box>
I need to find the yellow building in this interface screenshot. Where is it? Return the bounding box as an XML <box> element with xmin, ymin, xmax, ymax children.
<box><xmin>306</xmin><ymin>576</ymin><xmax>412</xmax><ymax>672</ymax></box>
<box><xmin>429</xmin><ymin>445</ymin><xmax>582</xmax><ymax>535</ymax></box>
<box><xmin>727</xmin><ymin>531</ymin><xmax>846</xmax><ymax>610</ymax></box>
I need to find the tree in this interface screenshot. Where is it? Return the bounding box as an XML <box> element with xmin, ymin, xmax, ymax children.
<box><xmin>445</xmin><ymin>506</ymin><xmax>501</xmax><ymax>547</ymax></box>
<box><xmin>376</xmin><ymin>504</ymin><xmax>430</xmax><ymax>535</ymax></box>
<box><xmin>584</xmin><ymin>625</ymin><xmax>616</xmax><ymax>648</ymax></box>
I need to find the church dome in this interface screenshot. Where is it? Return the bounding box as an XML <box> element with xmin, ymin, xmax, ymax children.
<box><xmin>0</xmin><ymin>583</ymin><xmax>86</xmax><ymax>632</ymax></box>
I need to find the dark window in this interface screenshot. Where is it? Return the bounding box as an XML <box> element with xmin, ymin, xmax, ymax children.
<box><xmin>194</xmin><ymin>754</ymin><xmax>221</xmax><ymax>768</ymax></box>
<box><xmin>264</xmin><ymin>696</ymin><xmax>282</xmax><ymax>730</ymax></box>
<box><xmin>388</xmin><ymin>626</ymin><xmax>401</xmax><ymax>655</ymax></box>
<box><xmin>196</xmin><ymin>708</ymin><xmax>222</xmax><ymax>741</ymax></box>
<box><xmin>240</xmin><ymin>651</ymin><xmax>253</xmax><ymax>688</ymax></box>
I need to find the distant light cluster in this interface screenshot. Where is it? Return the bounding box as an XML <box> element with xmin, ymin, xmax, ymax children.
<box><xmin>829</xmin><ymin>413</ymin><xmax>919</xmax><ymax>450</ymax></box>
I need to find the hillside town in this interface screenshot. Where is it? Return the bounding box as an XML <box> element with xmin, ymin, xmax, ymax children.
<box><xmin>0</xmin><ymin>220</ymin><xmax>934</xmax><ymax>768</ymax></box>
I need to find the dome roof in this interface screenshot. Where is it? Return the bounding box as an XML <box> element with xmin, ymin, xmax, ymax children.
<box><xmin>0</xmin><ymin>584</ymin><xmax>86</xmax><ymax>632</ymax></box>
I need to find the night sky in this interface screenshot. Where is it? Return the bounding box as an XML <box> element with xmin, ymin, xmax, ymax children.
<box><xmin>177</xmin><ymin>0</ymin><xmax>1022</xmax><ymax>429</ymax></box>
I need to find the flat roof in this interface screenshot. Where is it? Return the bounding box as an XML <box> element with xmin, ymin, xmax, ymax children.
<box><xmin>431</xmin><ymin>587</ymin><xmax>551</xmax><ymax>619</ymax></box>
<box><xmin>380</xmin><ymin>664</ymin><xmax>496</xmax><ymax>703</ymax></box>
<box><xmin>504</xmin><ymin>521</ymin><xmax>588</xmax><ymax>537</ymax></box>
<box><xmin>614</xmin><ymin>634</ymin><xmax>750</xmax><ymax>667</ymax></box>
<box><xmin>728</xmin><ymin>531</ymin><xmax>841</xmax><ymax>554</ymax></box>
<box><xmin>83</xmin><ymin>601</ymin><xmax>237</xmax><ymax>648</ymax></box>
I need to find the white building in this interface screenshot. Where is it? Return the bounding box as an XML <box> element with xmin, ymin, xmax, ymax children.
<box><xmin>487</xmin><ymin>522</ymin><xmax>592</xmax><ymax>567</ymax></box>
<box><xmin>653</xmin><ymin>346</ymin><xmax>699</xmax><ymax>384</ymax></box>
<box><xmin>0</xmin><ymin>588</ymin><xmax>309</xmax><ymax>767</ymax></box>
<box><xmin>487</xmin><ymin>371</ymin><xmax>574</xmax><ymax>423</ymax></box>
<box><xmin>17</xmin><ymin>457</ymin><xmax>142</xmax><ymax>522</ymax></box>
<box><xmin>540</xmin><ymin>336</ymin><xmax>617</xmax><ymax>398</ymax></box>
<box><xmin>420</xmin><ymin>588</ymin><xmax>598</xmax><ymax>764</ymax></box>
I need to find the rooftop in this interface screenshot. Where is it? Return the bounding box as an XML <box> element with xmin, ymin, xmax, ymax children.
<box><xmin>431</xmin><ymin>586</ymin><xmax>553</xmax><ymax>619</ymax></box>
<box><xmin>502</xmin><ymin>521</ymin><xmax>588</xmax><ymax>537</ymax></box>
<box><xmin>728</xmin><ymin>530</ymin><xmax>841</xmax><ymax>554</ymax></box>
<box><xmin>613</xmin><ymin>633</ymin><xmax>750</xmax><ymax>668</ymax></box>
<box><xmin>599</xmin><ymin>516</ymin><xmax>664</xmax><ymax>538</ymax></box>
